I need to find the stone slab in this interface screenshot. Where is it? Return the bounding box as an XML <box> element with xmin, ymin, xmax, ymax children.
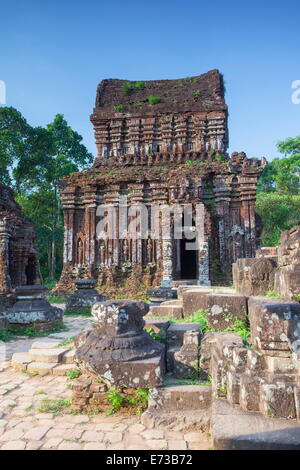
<box><xmin>167</xmin><ymin>323</ymin><xmax>200</xmax><ymax>349</ymax></box>
<box><xmin>149</xmin><ymin>305</ymin><xmax>183</xmax><ymax>319</ymax></box>
<box><xmin>31</xmin><ymin>340</ymin><xmax>63</xmax><ymax>350</ymax></box>
<box><xmin>27</xmin><ymin>362</ymin><xmax>55</xmax><ymax>374</ymax></box>
<box><xmin>0</xmin><ymin>315</ymin><xmax>8</xmax><ymax>330</ymax></box>
<box><xmin>11</xmin><ymin>352</ymin><xmax>32</xmax><ymax>371</ymax></box>
<box><xmin>148</xmin><ymin>385</ymin><xmax>212</xmax><ymax>412</ymax></box>
<box><xmin>62</xmin><ymin>350</ymin><xmax>75</xmax><ymax>364</ymax></box>
<box><xmin>28</xmin><ymin>348</ymin><xmax>69</xmax><ymax>363</ymax></box>
<box><xmin>52</xmin><ymin>364</ymin><xmax>77</xmax><ymax>376</ymax></box>
<box><xmin>212</xmin><ymin>398</ymin><xmax>300</xmax><ymax>450</ymax></box>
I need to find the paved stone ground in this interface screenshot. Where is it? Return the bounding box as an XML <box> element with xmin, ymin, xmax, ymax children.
<box><xmin>0</xmin><ymin>313</ymin><xmax>211</xmax><ymax>450</ymax></box>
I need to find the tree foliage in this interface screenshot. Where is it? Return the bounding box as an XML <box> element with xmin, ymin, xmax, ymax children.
<box><xmin>256</xmin><ymin>135</ymin><xmax>300</xmax><ymax>246</ymax></box>
<box><xmin>0</xmin><ymin>107</ymin><xmax>93</xmax><ymax>281</ymax></box>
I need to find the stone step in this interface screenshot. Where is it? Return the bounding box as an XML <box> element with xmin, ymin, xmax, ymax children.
<box><xmin>11</xmin><ymin>353</ymin><xmax>77</xmax><ymax>375</ymax></box>
<box><xmin>148</xmin><ymin>305</ymin><xmax>183</xmax><ymax>319</ymax></box>
<box><xmin>148</xmin><ymin>384</ymin><xmax>212</xmax><ymax>412</ymax></box>
<box><xmin>211</xmin><ymin>398</ymin><xmax>300</xmax><ymax>450</ymax></box>
<box><xmin>11</xmin><ymin>352</ymin><xmax>32</xmax><ymax>371</ymax></box>
<box><xmin>141</xmin><ymin>409</ymin><xmax>210</xmax><ymax>433</ymax></box>
<box><xmin>52</xmin><ymin>364</ymin><xmax>77</xmax><ymax>376</ymax></box>
<box><xmin>166</xmin><ymin>322</ymin><xmax>200</xmax><ymax>349</ymax></box>
<box><xmin>61</xmin><ymin>349</ymin><xmax>75</xmax><ymax>364</ymax></box>
<box><xmin>31</xmin><ymin>340</ymin><xmax>63</xmax><ymax>349</ymax></box>
<box><xmin>28</xmin><ymin>348</ymin><xmax>70</xmax><ymax>363</ymax></box>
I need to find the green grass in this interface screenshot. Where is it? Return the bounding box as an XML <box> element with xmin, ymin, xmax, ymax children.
<box><xmin>46</xmin><ymin>295</ymin><xmax>68</xmax><ymax>304</ymax></box>
<box><xmin>159</xmin><ymin>309</ymin><xmax>251</xmax><ymax>347</ymax></box>
<box><xmin>64</xmin><ymin>307</ymin><xmax>91</xmax><ymax>316</ymax></box>
<box><xmin>265</xmin><ymin>290</ymin><xmax>283</xmax><ymax>300</ymax></box>
<box><xmin>66</xmin><ymin>369</ymin><xmax>81</xmax><ymax>380</ymax></box>
<box><xmin>1</xmin><ymin>321</ymin><xmax>68</xmax><ymax>342</ymax></box>
<box><xmin>57</xmin><ymin>337</ymin><xmax>75</xmax><ymax>348</ymax></box>
<box><xmin>0</xmin><ymin>329</ymin><xmax>12</xmax><ymax>342</ymax></box>
<box><xmin>38</xmin><ymin>399</ymin><xmax>72</xmax><ymax>416</ymax></box>
<box><xmin>145</xmin><ymin>327</ymin><xmax>166</xmax><ymax>343</ymax></box>
<box><xmin>105</xmin><ymin>388</ymin><xmax>149</xmax><ymax>415</ymax></box>
<box><xmin>8</xmin><ymin>321</ymin><xmax>68</xmax><ymax>338</ymax></box>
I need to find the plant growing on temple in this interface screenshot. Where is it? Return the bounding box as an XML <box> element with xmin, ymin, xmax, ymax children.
<box><xmin>148</xmin><ymin>96</ymin><xmax>161</xmax><ymax>105</ymax></box>
<box><xmin>114</xmin><ymin>104</ymin><xmax>125</xmax><ymax>113</ymax></box>
<box><xmin>122</xmin><ymin>81</ymin><xmax>145</xmax><ymax>95</ymax></box>
<box><xmin>106</xmin><ymin>388</ymin><xmax>124</xmax><ymax>414</ymax></box>
<box><xmin>145</xmin><ymin>327</ymin><xmax>166</xmax><ymax>343</ymax></box>
<box><xmin>192</xmin><ymin>90</ymin><xmax>201</xmax><ymax>98</ymax></box>
<box><xmin>127</xmin><ymin>388</ymin><xmax>149</xmax><ymax>415</ymax></box>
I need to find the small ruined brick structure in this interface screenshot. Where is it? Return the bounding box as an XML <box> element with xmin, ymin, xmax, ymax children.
<box><xmin>0</xmin><ymin>184</ymin><xmax>38</xmax><ymax>295</ymax></box>
<box><xmin>58</xmin><ymin>70</ymin><xmax>266</xmax><ymax>290</ymax></box>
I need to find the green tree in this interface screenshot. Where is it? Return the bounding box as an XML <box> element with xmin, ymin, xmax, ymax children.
<box><xmin>0</xmin><ymin>107</ymin><xmax>93</xmax><ymax>281</ymax></box>
<box><xmin>256</xmin><ymin>135</ymin><xmax>300</xmax><ymax>245</ymax></box>
<box><xmin>258</xmin><ymin>135</ymin><xmax>300</xmax><ymax>195</ymax></box>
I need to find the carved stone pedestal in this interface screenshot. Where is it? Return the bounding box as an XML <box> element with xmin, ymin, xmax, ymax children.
<box><xmin>3</xmin><ymin>285</ymin><xmax>64</xmax><ymax>331</ymax></box>
<box><xmin>75</xmin><ymin>300</ymin><xmax>165</xmax><ymax>388</ymax></box>
<box><xmin>65</xmin><ymin>279</ymin><xmax>106</xmax><ymax>311</ymax></box>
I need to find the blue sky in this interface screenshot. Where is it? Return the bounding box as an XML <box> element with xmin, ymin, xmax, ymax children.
<box><xmin>1</xmin><ymin>0</ymin><xmax>299</xmax><ymax>160</ymax></box>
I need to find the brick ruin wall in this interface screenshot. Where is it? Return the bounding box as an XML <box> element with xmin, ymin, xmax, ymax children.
<box><xmin>0</xmin><ymin>184</ymin><xmax>38</xmax><ymax>310</ymax></box>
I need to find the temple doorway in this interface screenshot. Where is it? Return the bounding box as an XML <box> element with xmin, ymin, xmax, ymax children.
<box><xmin>25</xmin><ymin>256</ymin><xmax>36</xmax><ymax>285</ymax></box>
<box><xmin>180</xmin><ymin>238</ymin><xmax>197</xmax><ymax>279</ymax></box>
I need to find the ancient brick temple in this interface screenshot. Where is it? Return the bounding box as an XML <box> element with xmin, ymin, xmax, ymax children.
<box><xmin>57</xmin><ymin>70</ymin><xmax>266</xmax><ymax>290</ymax></box>
<box><xmin>0</xmin><ymin>184</ymin><xmax>38</xmax><ymax>299</ymax></box>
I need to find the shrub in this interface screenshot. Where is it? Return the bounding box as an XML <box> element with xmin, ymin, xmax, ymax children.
<box><xmin>148</xmin><ymin>96</ymin><xmax>161</xmax><ymax>105</ymax></box>
<box><xmin>192</xmin><ymin>90</ymin><xmax>201</xmax><ymax>98</ymax></box>
<box><xmin>114</xmin><ymin>104</ymin><xmax>125</xmax><ymax>113</ymax></box>
<box><xmin>135</xmin><ymin>81</ymin><xmax>145</xmax><ymax>89</ymax></box>
<box><xmin>122</xmin><ymin>81</ymin><xmax>145</xmax><ymax>95</ymax></box>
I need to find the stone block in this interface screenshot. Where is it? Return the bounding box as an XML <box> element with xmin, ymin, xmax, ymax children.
<box><xmin>246</xmin><ymin>349</ymin><xmax>266</xmax><ymax>374</ymax></box>
<box><xmin>27</xmin><ymin>362</ymin><xmax>55</xmax><ymax>374</ymax></box>
<box><xmin>52</xmin><ymin>364</ymin><xmax>78</xmax><ymax>376</ymax></box>
<box><xmin>206</xmin><ymin>293</ymin><xmax>248</xmax><ymax>329</ymax></box>
<box><xmin>0</xmin><ymin>315</ymin><xmax>8</xmax><ymax>330</ymax></box>
<box><xmin>212</xmin><ymin>398</ymin><xmax>300</xmax><ymax>450</ymax></box>
<box><xmin>259</xmin><ymin>382</ymin><xmax>297</xmax><ymax>419</ymax></box>
<box><xmin>148</xmin><ymin>305</ymin><xmax>183</xmax><ymax>319</ymax></box>
<box><xmin>28</xmin><ymin>348</ymin><xmax>69</xmax><ymax>363</ymax></box>
<box><xmin>90</xmin><ymin>357</ymin><xmax>163</xmax><ymax>388</ymax></box>
<box><xmin>166</xmin><ymin>348</ymin><xmax>177</xmax><ymax>372</ymax></box>
<box><xmin>61</xmin><ymin>349</ymin><xmax>75</xmax><ymax>364</ymax></box>
<box><xmin>147</xmin><ymin>288</ymin><xmax>177</xmax><ymax>306</ymax></box>
<box><xmin>233</xmin><ymin>257</ymin><xmax>277</xmax><ymax>296</ymax></box>
<box><xmin>11</xmin><ymin>352</ymin><xmax>32</xmax><ymax>371</ymax></box>
<box><xmin>166</xmin><ymin>322</ymin><xmax>200</xmax><ymax>350</ymax></box>
<box><xmin>248</xmin><ymin>297</ymin><xmax>300</xmax><ymax>353</ymax></box>
<box><xmin>147</xmin><ymin>385</ymin><xmax>212</xmax><ymax>412</ymax></box>
<box><xmin>173</xmin><ymin>330</ymin><xmax>200</xmax><ymax>379</ymax></box>
<box><xmin>239</xmin><ymin>373</ymin><xmax>262</xmax><ymax>412</ymax></box>
<box><xmin>182</xmin><ymin>289</ymin><xmax>211</xmax><ymax>317</ymax></box>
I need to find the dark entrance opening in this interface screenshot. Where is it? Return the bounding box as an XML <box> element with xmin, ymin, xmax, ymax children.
<box><xmin>180</xmin><ymin>238</ymin><xmax>197</xmax><ymax>279</ymax></box>
<box><xmin>25</xmin><ymin>256</ymin><xmax>36</xmax><ymax>285</ymax></box>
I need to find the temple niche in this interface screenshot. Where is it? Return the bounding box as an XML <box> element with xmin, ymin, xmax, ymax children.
<box><xmin>57</xmin><ymin>69</ymin><xmax>266</xmax><ymax>290</ymax></box>
<box><xmin>0</xmin><ymin>184</ymin><xmax>38</xmax><ymax>308</ymax></box>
